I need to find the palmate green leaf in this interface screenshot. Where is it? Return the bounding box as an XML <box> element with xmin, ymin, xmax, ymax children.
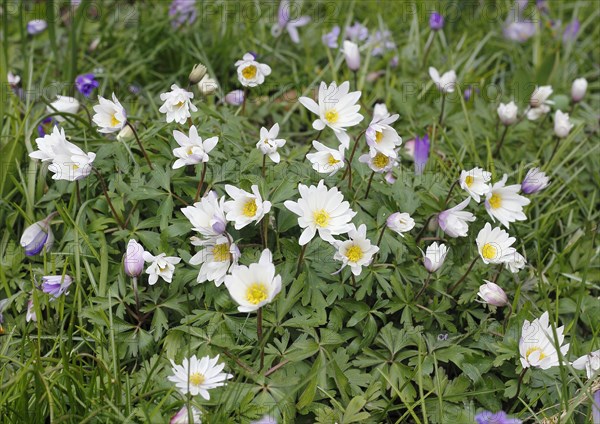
<box><xmin>341</xmin><ymin>395</ymin><xmax>369</xmax><ymax>423</ymax></box>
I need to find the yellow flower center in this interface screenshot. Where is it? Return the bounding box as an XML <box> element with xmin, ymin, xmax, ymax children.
<box><xmin>345</xmin><ymin>245</ymin><xmax>363</xmax><ymax>262</ymax></box>
<box><xmin>73</xmin><ymin>164</ymin><xmax>80</xmax><ymax>171</ymax></box>
<box><xmin>212</xmin><ymin>243</ymin><xmax>230</xmax><ymax>262</ymax></box>
<box><xmin>242</xmin><ymin>65</ymin><xmax>257</xmax><ymax>79</ymax></box>
<box><xmin>110</xmin><ymin>114</ymin><xmax>120</xmax><ymax>127</ymax></box>
<box><xmin>373</xmin><ymin>152</ymin><xmax>390</xmax><ymax>169</ymax></box>
<box><xmin>242</xmin><ymin>199</ymin><xmax>258</xmax><ymax>217</ymax></box>
<box><xmin>481</xmin><ymin>243</ymin><xmax>497</xmax><ymax>260</ymax></box>
<box><xmin>175</xmin><ymin>101</ymin><xmax>185</xmax><ymax>108</ymax></box>
<box><xmin>375</xmin><ymin>131</ymin><xmax>384</xmax><ymax>143</ymax></box>
<box><xmin>526</xmin><ymin>346</ymin><xmax>547</xmax><ymax>361</ymax></box>
<box><xmin>313</xmin><ymin>209</ymin><xmax>330</xmax><ymax>227</ymax></box>
<box><xmin>465</xmin><ymin>175</ymin><xmax>474</xmax><ymax>187</ymax></box>
<box><xmin>246</xmin><ymin>283</ymin><xmax>268</xmax><ymax>305</ymax></box>
<box><xmin>325</xmin><ymin>109</ymin><xmax>339</xmax><ymax>124</ymax></box>
<box><xmin>328</xmin><ymin>154</ymin><xmax>340</xmax><ymax>166</ymax></box>
<box><xmin>186</xmin><ymin>146</ymin><xmax>194</xmax><ymax>155</ymax></box>
<box><xmin>488</xmin><ymin>193</ymin><xmax>502</xmax><ymax>209</ymax></box>
<box><xmin>158</xmin><ymin>265</ymin><xmax>167</xmax><ymax>272</ymax></box>
<box><xmin>189</xmin><ymin>372</ymin><xmax>205</xmax><ymax>386</ymax></box>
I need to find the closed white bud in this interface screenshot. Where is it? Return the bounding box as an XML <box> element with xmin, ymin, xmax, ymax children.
<box><xmin>571</xmin><ymin>78</ymin><xmax>587</xmax><ymax>103</ymax></box>
<box><xmin>497</xmin><ymin>101</ymin><xmax>518</xmax><ymax>125</ymax></box>
<box><xmin>343</xmin><ymin>40</ymin><xmax>360</xmax><ymax>72</ymax></box>
<box><xmin>116</xmin><ymin>124</ymin><xmax>134</xmax><ymax>142</ymax></box>
<box><xmin>197</xmin><ymin>74</ymin><xmax>218</xmax><ymax>95</ymax></box>
<box><xmin>188</xmin><ymin>63</ymin><xmax>207</xmax><ymax>85</ymax></box>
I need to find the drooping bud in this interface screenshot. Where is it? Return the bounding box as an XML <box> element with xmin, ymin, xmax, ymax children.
<box><xmin>188</xmin><ymin>63</ymin><xmax>207</xmax><ymax>85</ymax></box>
<box><xmin>20</xmin><ymin>212</ymin><xmax>57</xmax><ymax>256</ymax></box>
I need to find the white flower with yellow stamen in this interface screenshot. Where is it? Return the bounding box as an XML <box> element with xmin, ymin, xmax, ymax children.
<box><xmin>172</xmin><ymin>125</ymin><xmax>219</xmax><ymax>169</ymax></box>
<box><xmin>298</xmin><ymin>81</ymin><xmax>364</xmax><ymax>148</ymax></box>
<box><xmin>519</xmin><ymin>311</ymin><xmax>569</xmax><ymax>370</ymax></box>
<box><xmin>475</xmin><ymin>223</ymin><xmax>517</xmax><ymax>264</ymax></box>
<box><xmin>358</xmin><ymin>150</ymin><xmax>397</xmax><ymax>173</ymax></box>
<box><xmin>181</xmin><ymin>191</ymin><xmax>227</xmax><ymax>239</ymax></box>
<box><xmin>142</xmin><ymin>252</ymin><xmax>181</xmax><ymax>285</ymax></box>
<box><xmin>224</xmin><ymin>249</ymin><xmax>282</xmax><ymax>312</ymax></box>
<box><xmin>365</xmin><ymin>103</ymin><xmax>402</xmax><ymax>158</ymax></box>
<box><xmin>438</xmin><ymin>197</ymin><xmax>476</xmax><ymax>238</ymax></box>
<box><xmin>284</xmin><ymin>180</ymin><xmax>356</xmax><ymax>245</ymax></box>
<box><xmin>168</xmin><ymin>354</ymin><xmax>233</xmax><ymax>399</ymax></box>
<box><xmin>223</xmin><ymin>185</ymin><xmax>272</xmax><ymax>230</ymax></box>
<box><xmin>235</xmin><ymin>53</ymin><xmax>271</xmax><ymax>87</ymax></box>
<box><xmin>332</xmin><ymin>224</ymin><xmax>379</xmax><ymax>276</ymax></box>
<box><xmin>256</xmin><ymin>123</ymin><xmax>286</xmax><ymax>163</ymax></box>
<box><xmin>485</xmin><ymin>174</ymin><xmax>530</xmax><ymax>228</ymax></box>
<box><xmin>92</xmin><ymin>93</ymin><xmax>127</xmax><ymax>133</ymax></box>
<box><xmin>305</xmin><ymin>140</ymin><xmax>345</xmax><ymax>176</ymax></box>
<box><xmin>459</xmin><ymin>167</ymin><xmax>491</xmax><ymax>203</ymax></box>
<box><xmin>159</xmin><ymin>84</ymin><xmax>198</xmax><ymax>124</ymax></box>
<box><xmin>189</xmin><ymin>235</ymin><xmax>240</xmax><ymax>286</ymax></box>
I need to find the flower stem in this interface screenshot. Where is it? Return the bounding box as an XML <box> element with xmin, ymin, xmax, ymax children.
<box><xmin>448</xmin><ymin>256</ymin><xmax>478</xmax><ymax>294</ymax></box>
<box><xmin>262</xmin><ymin>154</ymin><xmax>266</xmax><ymax>178</ymax></box>
<box><xmin>295</xmin><ymin>244</ymin><xmax>308</xmax><ymax>277</ymax></box>
<box><xmin>126</xmin><ymin>122</ymin><xmax>153</xmax><ymax>170</ymax></box>
<box><xmin>493</xmin><ymin>125</ymin><xmax>510</xmax><ymax>157</ymax></box>
<box><xmin>415</xmin><ymin>213</ymin><xmax>436</xmax><ymax>243</ymax></box>
<box><xmin>131</xmin><ymin>276</ymin><xmax>140</xmax><ymax>321</ymax></box>
<box><xmin>443</xmin><ymin>179</ymin><xmax>459</xmax><ymax>206</ymax></box>
<box><xmin>438</xmin><ymin>93</ymin><xmax>447</xmax><ymax>126</ymax></box>
<box><xmin>194</xmin><ymin>162</ymin><xmax>207</xmax><ymax>202</ymax></box>
<box><xmin>548</xmin><ymin>136</ymin><xmax>561</xmax><ymax>163</ymax></box>
<box><xmin>257</xmin><ymin>307</ymin><xmax>264</xmax><ymax>370</ymax></box>
<box><xmin>364</xmin><ymin>171</ymin><xmax>375</xmax><ymax>198</ymax></box>
<box><xmin>92</xmin><ymin>167</ymin><xmax>125</xmax><ymax>229</ymax></box>
<box><xmin>262</xmin><ymin>214</ymin><xmax>268</xmax><ymax>250</ymax></box>
<box><xmin>503</xmin><ymin>303</ymin><xmax>513</xmax><ymax>335</ymax></box>
<box><xmin>241</xmin><ymin>88</ymin><xmax>248</xmax><ymax>114</ymax></box>
<box><xmin>421</xmin><ymin>31</ymin><xmax>434</xmax><ymax>68</ymax></box>
<box><xmin>341</xmin><ymin>130</ymin><xmax>365</xmax><ymax>182</ymax></box>
<box><xmin>515</xmin><ymin>367</ymin><xmax>528</xmax><ymax>399</ymax></box>
<box><xmin>415</xmin><ymin>272</ymin><xmax>432</xmax><ymax>299</ymax></box>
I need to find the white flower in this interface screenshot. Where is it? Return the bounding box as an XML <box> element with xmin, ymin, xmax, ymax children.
<box><xmin>47</xmin><ymin>96</ymin><xmax>80</xmax><ymax>122</ymax></box>
<box><xmin>159</xmin><ymin>84</ymin><xmax>197</xmax><ymax>124</ymax></box>
<box><xmin>429</xmin><ymin>67</ymin><xmax>457</xmax><ymax>93</ymax></box>
<box><xmin>305</xmin><ymin>140</ymin><xmax>345</xmax><ymax>176</ymax></box>
<box><xmin>506</xmin><ymin>251</ymin><xmax>526</xmax><ymax>273</ymax></box>
<box><xmin>477</xmin><ymin>281</ymin><xmax>508</xmax><ymax>307</ymax></box>
<box><xmin>170</xmin><ymin>406</ymin><xmax>202</xmax><ymax>424</ymax></box>
<box><xmin>459</xmin><ymin>167</ymin><xmax>492</xmax><ymax>203</ymax></box>
<box><xmin>571</xmin><ymin>78</ymin><xmax>588</xmax><ymax>103</ymax></box>
<box><xmin>298</xmin><ymin>81</ymin><xmax>364</xmax><ymax>148</ymax></box>
<box><xmin>256</xmin><ymin>123</ymin><xmax>286</xmax><ymax>163</ymax></box>
<box><xmin>497</xmin><ymin>101</ymin><xmax>518</xmax><ymax>125</ymax></box>
<box><xmin>365</xmin><ymin>103</ymin><xmax>402</xmax><ymax>158</ymax></box>
<box><xmin>572</xmin><ymin>349</ymin><xmax>600</xmax><ymax>379</ymax></box>
<box><xmin>422</xmin><ymin>242</ymin><xmax>448</xmax><ymax>273</ymax></box>
<box><xmin>197</xmin><ymin>74</ymin><xmax>219</xmax><ymax>95</ymax></box>
<box><xmin>223</xmin><ymin>185</ymin><xmax>272</xmax><ymax>230</ymax></box>
<box><xmin>143</xmin><ymin>252</ymin><xmax>181</xmax><ymax>285</ymax></box>
<box><xmin>386</xmin><ymin>212</ymin><xmax>415</xmax><ymax>236</ymax></box>
<box><xmin>235</xmin><ymin>53</ymin><xmax>271</xmax><ymax>87</ymax></box>
<box><xmin>92</xmin><ymin>93</ymin><xmax>127</xmax><ymax>133</ymax></box>
<box><xmin>485</xmin><ymin>174</ymin><xmax>530</xmax><ymax>228</ymax></box>
<box><xmin>554</xmin><ymin>110</ymin><xmax>573</xmax><ymax>138</ymax></box>
<box><xmin>224</xmin><ymin>249</ymin><xmax>282</xmax><ymax>312</ymax></box>
<box><xmin>332</xmin><ymin>224</ymin><xmax>379</xmax><ymax>276</ymax></box>
<box><xmin>358</xmin><ymin>151</ymin><xmax>398</xmax><ymax>173</ymax></box>
<box><xmin>172</xmin><ymin>125</ymin><xmax>219</xmax><ymax>169</ymax></box>
<box><xmin>116</xmin><ymin>125</ymin><xmax>134</xmax><ymax>142</ymax></box>
<box><xmin>342</xmin><ymin>40</ymin><xmax>360</xmax><ymax>71</ymax></box>
<box><xmin>26</xmin><ymin>299</ymin><xmax>37</xmax><ymax>322</ymax></box>
<box><xmin>476</xmin><ymin>223</ymin><xmax>518</xmax><ymax>264</ymax></box>
<box><xmin>519</xmin><ymin>311</ymin><xmax>569</xmax><ymax>370</ymax></box>
<box><xmin>527</xmin><ymin>86</ymin><xmax>553</xmax><ymax>120</ymax></box>
<box><xmin>284</xmin><ymin>180</ymin><xmax>356</xmax><ymax>245</ymax></box>
<box><xmin>181</xmin><ymin>191</ymin><xmax>227</xmax><ymax>238</ymax></box>
<box><xmin>189</xmin><ymin>235</ymin><xmax>239</xmax><ymax>287</ymax></box>
<box><xmin>168</xmin><ymin>354</ymin><xmax>233</xmax><ymax>399</ymax></box>
<box><xmin>438</xmin><ymin>197</ymin><xmax>476</xmax><ymax>238</ymax></box>
<box><xmin>521</xmin><ymin>167</ymin><xmax>550</xmax><ymax>195</ymax></box>
<box><xmin>7</xmin><ymin>71</ymin><xmax>20</xmax><ymax>86</ymax></box>
<box><xmin>29</xmin><ymin>126</ymin><xmax>96</xmax><ymax>181</ymax></box>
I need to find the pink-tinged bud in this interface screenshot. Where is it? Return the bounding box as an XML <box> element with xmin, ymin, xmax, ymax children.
<box><xmin>123</xmin><ymin>239</ymin><xmax>144</xmax><ymax>277</ymax></box>
<box><xmin>342</xmin><ymin>40</ymin><xmax>360</xmax><ymax>72</ymax></box>
<box><xmin>386</xmin><ymin>212</ymin><xmax>415</xmax><ymax>237</ymax></box>
<box><xmin>477</xmin><ymin>280</ymin><xmax>508</xmax><ymax>306</ymax></box>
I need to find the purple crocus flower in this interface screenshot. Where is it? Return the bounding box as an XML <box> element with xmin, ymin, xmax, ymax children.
<box><xmin>272</xmin><ymin>0</ymin><xmax>310</xmax><ymax>44</ymax></box>
<box><xmin>593</xmin><ymin>390</ymin><xmax>600</xmax><ymax>424</ymax></box>
<box><xmin>368</xmin><ymin>30</ymin><xmax>396</xmax><ymax>56</ymax></box>
<box><xmin>41</xmin><ymin>275</ymin><xmax>73</xmax><ymax>300</ymax></box>
<box><xmin>563</xmin><ymin>18</ymin><xmax>580</xmax><ymax>42</ymax></box>
<box><xmin>414</xmin><ymin>134</ymin><xmax>430</xmax><ymax>175</ymax></box>
<box><xmin>475</xmin><ymin>410</ymin><xmax>522</xmax><ymax>424</ymax></box>
<box><xmin>37</xmin><ymin>117</ymin><xmax>56</xmax><ymax>137</ymax></box>
<box><xmin>27</xmin><ymin>20</ymin><xmax>47</xmax><ymax>35</ymax></box>
<box><xmin>345</xmin><ymin>21</ymin><xmax>369</xmax><ymax>42</ymax></box>
<box><xmin>169</xmin><ymin>0</ymin><xmax>197</xmax><ymax>28</ymax></box>
<box><xmin>429</xmin><ymin>12</ymin><xmax>444</xmax><ymax>30</ymax></box>
<box><xmin>322</xmin><ymin>26</ymin><xmax>340</xmax><ymax>48</ymax></box>
<box><xmin>75</xmin><ymin>73</ymin><xmax>99</xmax><ymax>98</ymax></box>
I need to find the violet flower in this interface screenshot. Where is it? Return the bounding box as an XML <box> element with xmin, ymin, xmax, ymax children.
<box><xmin>272</xmin><ymin>0</ymin><xmax>310</xmax><ymax>44</ymax></box>
<box><xmin>563</xmin><ymin>18</ymin><xmax>580</xmax><ymax>42</ymax></box>
<box><xmin>368</xmin><ymin>30</ymin><xmax>396</xmax><ymax>56</ymax></box>
<box><xmin>20</xmin><ymin>212</ymin><xmax>56</xmax><ymax>256</ymax></box>
<box><xmin>75</xmin><ymin>73</ymin><xmax>99</xmax><ymax>98</ymax></box>
<box><xmin>37</xmin><ymin>117</ymin><xmax>56</xmax><ymax>137</ymax></box>
<box><xmin>322</xmin><ymin>26</ymin><xmax>340</xmax><ymax>48</ymax></box>
<box><xmin>224</xmin><ymin>90</ymin><xmax>244</xmax><ymax>106</ymax></box>
<box><xmin>41</xmin><ymin>275</ymin><xmax>73</xmax><ymax>300</ymax></box>
<box><xmin>169</xmin><ymin>0</ymin><xmax>197</xmax><ymax>28</ymax></box>
<box><xmin>429</xmin><ymin>12</ymin><xmax>444</xmax><ymax>31</ymax></box>
<box><xmin>414</xmin><ymin>134</ymin><xmax>430</xmax><ymax>175</ymax></box>
<box><xmin>345</xmin><ymin>21</ymin><xmax>368</xmax><ymax>42</ymax></box>
<box><xmin>27</xmin><ymin>20</ymin><xmax>47</xmax><ymax>35</ymax></box>
<box><xmin>475</xmin><ymin>410</ymin><xmax>522</xmax><ymax>424</ymax></box>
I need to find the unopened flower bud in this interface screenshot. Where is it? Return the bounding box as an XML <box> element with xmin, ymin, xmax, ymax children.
<box><xmin>188</xmin><ymin>63</ymin><xmax>207</xmax><ymax>85</ymax></box>
<box><xmin>197</xmin><ymin>74</ymin><xmax>218</xmax><ymax>95</ymax></box>
<box><xmin>20</xmin><ymin>212</ymin><xmax>56</xmax><ymax>256</ymax></box>
<box><xmin>116</xmin><ymin>124</ymin><xmax>134</xmax><ymax>142</ymax></box>
<box><xmin>478</xmin><ymin>280</ymin><xmax>508</xmax><ymax>306</ymax></box>
<box><xmin>123</xmin><ymin>239</ymin><xmax>144</xmax><ymax>277</ymax></box>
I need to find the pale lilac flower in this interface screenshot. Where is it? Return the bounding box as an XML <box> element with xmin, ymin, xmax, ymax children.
<box><xmin>272</xmin><ymin>0</ymin><xmax>310</xmax><ymax>44</ymax></box>
<box><xmin>7</xmin><ymin>71</ymin><xmax>20</xmax><ymax>87</ymax></box>
<box><xmin>429</xmin><ymin>12</ymin><xmax>444</xmax><ymax>30</ymax></box>
<box><xmin>475</xmin><ymin>410</ymin><xmax>522</xmax><ymax>424</ymax></box>
<box><xmin>593</xmin><ymin>391</ymin><xmax>600</xmax><ymax>424</ymax></box>
<box><xmin>75</xmin><ymin>73</ymin><xmax>99</xmax><ymax>98</ymax></box>
<box><xmin>20</xmin><ymin>212</ymin><xmax>56</xmax><ymax>256</ymax></box>
<box><xmin>503</xmin><ymin>3</ymin><xmax>536</xmax><ymax>42</ymax></box>
<box><xmin>41</xmin><ymin>275</ymin><xmax>73</xmax><ymax>300</ymax></box>
<box><xmin>368</xmin><ymin>30</ymin><xmax>396</xmax><ymax>56</ymax></box>
<box><xmin>478</xmin><ymin>281</ymin><xmax>509</xmax><ymax>307</ymax></box>
<box><xmin>322</xmin><ymin>26</ymin><xmax>340</xmax><ymax>48</ymax></box>
<box><xmin>521</xmin><ymin>168</ymin><xmax>550</xmax><ymax>194</ymax></box>
<box><xmin>224</xmin><ymin>90</ymin><xmax>245</xmax><ymax>106</ymax></box>
<box><xmin>345</xmin><ymin>22</ymin><xmax>368</xmax><ymax>42</ymax></box>
<box><xmin>563</xmin><ymin>18</ymin><xmax>580</xmax><ymax>42</ymax></box>
<box><xmin>27</xmin><ymin>20</ymin><xmax>47</xmax><ymax>35</ymax></box>
<box><xmin>124</xmin><ymin>240</ymin><xmax>145</xmax><ymax>277</ymax></box>
<box><xmin>26</xmin><ymin>299</ymin><xmax>37</xmax><ymax>323</ymax></box>
<box><xmin>438</xmin><ymin>198</ymin><xmax>476</xmax><ymax>238</ymax></box>
<box><xmin>169</xmin><ymin>0</ymin><xmax>197</xmax><ymax>28</ymax></box>
<box><xmin>414</xmin><ymin>134</ymin><xmax>430</xmax><ymax>175</ymax></box>
<box><xmin>170</xmin><ymin>406</ymin><xmax>201</xmax><ymax>424</ymax></box>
